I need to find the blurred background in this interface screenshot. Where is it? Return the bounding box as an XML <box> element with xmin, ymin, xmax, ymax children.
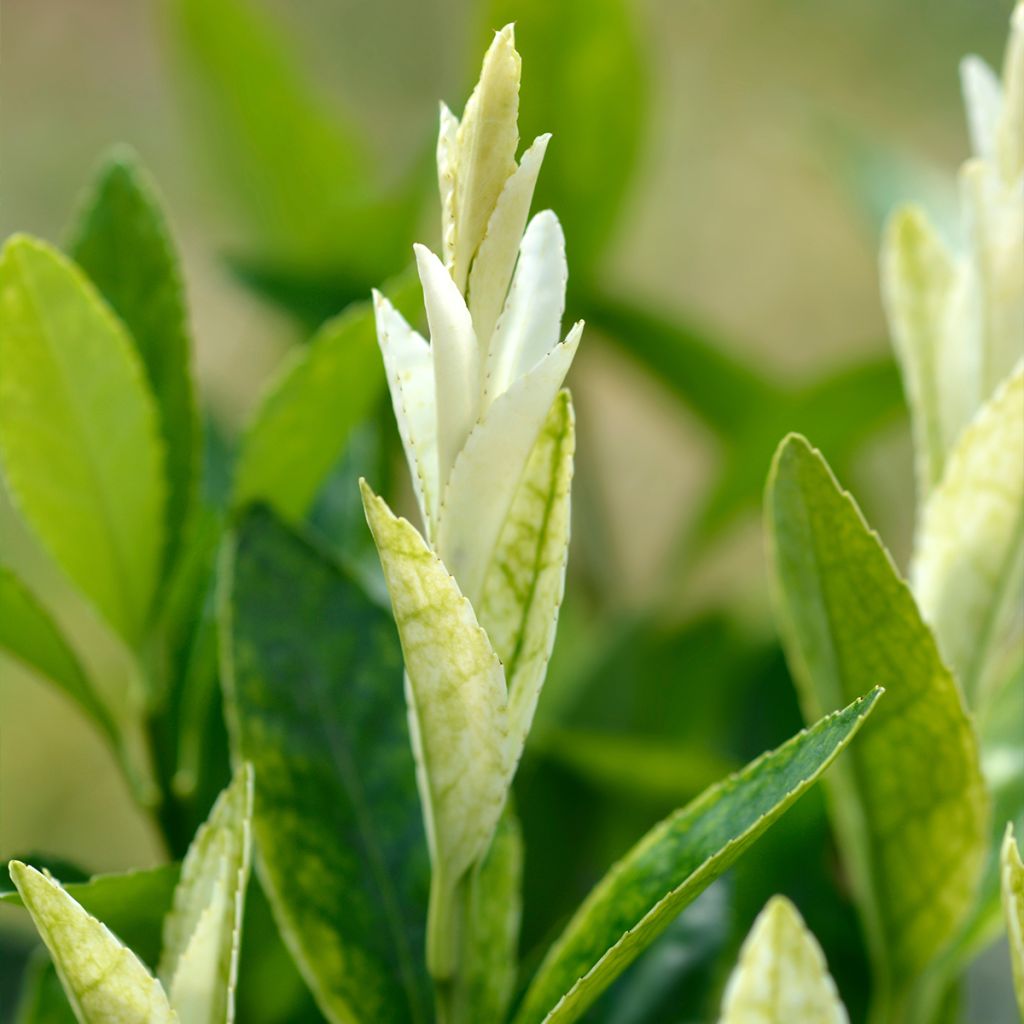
<box><xmin>0</xmin><ymin>0</ymin><xmax>1017</xmax><ymax>1020</ymax></box>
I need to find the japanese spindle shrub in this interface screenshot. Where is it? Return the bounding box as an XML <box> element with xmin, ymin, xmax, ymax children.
<box><xmin>0</xmin><ymin>12</ymin><xmax>1020</xmax><ymax>1024</ymax></box>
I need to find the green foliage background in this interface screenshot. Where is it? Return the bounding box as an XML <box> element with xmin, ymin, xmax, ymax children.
<box><xmin>0</xmin><ymin>0</ymin><xmax>1017</xmax><ymax>1021</ymax></box>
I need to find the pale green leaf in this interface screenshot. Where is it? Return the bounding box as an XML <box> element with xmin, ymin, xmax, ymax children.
<box><xmin>360</xmin><ymin>482</ymin><xmax>510</xmax><ymax>979</ymax></box>
<box><xmin>0</xmin><ymin>235</ymin><xmax>166</xmax><ymax>644</ymax></box>
<box><xmin>1002</xmin><ymin>823</ymin><xmax>1024</xmax><ymax>1016</ymax></box>
<box><xmin>8</xmin><ymin>862</ymin><xmax>177</xmax><ymax>1024</ymax></box>
<box><xmin>467</xmin><ymin>133</ymin><xmax>550</xmax><ymax>349</ymax></box>
<box><xmin>159</xmin><ymin>764</ymin><xmax>253</xmax><ymax>1024</ymax></box>
<box><xmin>718</xmin><ymin>896</ymin><xmax>848</xmax><ymax>1024</ymax></box>
<box><xmin>879</xmin><ymin>206</ymin><xmax>970</xmax><ymax>494</ymax></box>
<box><xmin>445</xmin><ymin>24</ymin><xmax>521</xmax><ymax>292</ymax></box>
<box><xmin>766</xmin><ymin>435</ymin><xmax>988</xmax><ymax>1014</ymax></box>
<box><xmin>454</xmin><ymin>805</ymin><xmax>523</xmax><ymax>1024</ymax></box>
<box><xmin>913</xmin><ymin>363</ymin><xmax>1024</xmax><ymax>708</ymax></box>
<box><xmin>436</xmin><ymin>324</ymin><xmax>581</xmax><ymax>606</ymax></box>
<box><xmin>513</xmin><ymin>690</ymin><xmax>881</xmax><ymax>1024</ymax></box>
<box><xmin>0</xmin><ymin>567</ymin><xmax>110</xmax><ymax>738</ymax></box>
<box><xmin>68</xmin><ymin>147</ymin><xmax>199</xmax><ymax>579</ymax></box>
<box><xmin>479</xmin><ymin>389</ymin><xmax>574</xmax><ymax>759</ymax></box>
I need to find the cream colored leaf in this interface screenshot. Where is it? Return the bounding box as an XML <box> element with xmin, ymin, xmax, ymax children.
<box><xmin>468</xmin><ymin>133</ymin><xmax>551</xmax><ymax>352</ymax></box>
<box><xmin>159</xmin><ymin>764</ymin><xmax>253</xmax><ymax>1024</ymax></box>
<box><xmin>913</xmin><ymin>363</ymin><xmax>1024</xmax><ymax>708</ymax></box>
<box><xmin>1002</xmin><ymin>823</ymin><xmax>1024</xmax><ymax>1016</ymax></box>
<box><xmin>415</xmin><ymin>243</ymin><xmax>480</xmax><ymax>490</ymax></box>
<box><xmin>996</xmin><ymin>3</ymin><xmax>1024</xmax><ymax>184</ymax></box>
<box><xmin>374</xmin><ymin>290</ymin><xmax>439</xmax><ymax>535</ymax></box>
<box><xmin>483</xmin><ymin>211</ymin><xmax>568</xmax><ymax>409</ymax></box>
<box><xmin>960</xmin><ymin>56</ymin><xmax>1002</xmax><ymax>163</ymax></box>
<box><xmin>880</xmin><ymin>206</ymin><xmax>976</xmax><ymax>494</ymax></box>
<box><xmin>719</xmin><ymin>896</ymin><xmax>848</xmax><ymax>1024</ymax></box>
<box><xmin>447</xmin><ymin>24</ymin><xmax>521</xmax><ymax>292</ymax></box>
<box><xmin>437</xmin><ymin>322</ymin><xmax>582</xmax><ymax>607</ymax></box>
<box><xmin>479</xmin><ymin>390</ymin><xmax>575</xmax><ymax>766</ymax></box>
<box><xmin>360</xmin><ymin>483</ymin><xmax>511</xmax><ymax>977</ymax></box>
<box><xmin>8</xmin><ymin>861</ymin><xmax>178</xmax><ymax>1024</ymax></box>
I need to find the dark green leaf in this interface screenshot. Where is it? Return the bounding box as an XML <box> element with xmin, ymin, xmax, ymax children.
<box><xmin>513</xmin><ymin>690</ymin><xmax>881</xmax><ymax>1024</ymax></box>
<box><xmin>221</xmin><ymin>507</ymin><xmax>431</xmax><ymax>1024</ymax></box>
<box><xmin>68</xmin><ymin>147</ymin><xmax>199</xmax><ymax>579</ymax></box>
<box><xmin>14</xmin><ymin>951</ymin><xmax>76</xmax><ymax>1024</ymax></box>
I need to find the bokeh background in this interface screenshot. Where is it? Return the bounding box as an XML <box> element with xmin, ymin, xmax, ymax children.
<box><xmin>1</xmin><ymin>0</ymin><xmax>1017</xmax><ymax>1020</ymax></box>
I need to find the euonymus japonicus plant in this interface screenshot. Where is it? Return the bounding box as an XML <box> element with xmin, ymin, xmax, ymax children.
<box><xmin>758</xmin><ymin>5</ymin><xmax>1024</xmax><ymax>1023</ymax></box>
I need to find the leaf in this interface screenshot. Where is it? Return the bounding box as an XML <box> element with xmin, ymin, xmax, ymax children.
<box><xmin>0</xmin><ymin>235</ymin><xmax>166</xmax><ymax>644</ymax></box>
<box><xmin>14</xmin><ymin>951</ymin><xmax>78</xmax><ymax>1024</ymax></box>
<box><xmin>880</xmin><ymin>206</ymin><xmax>975</xmax><ymax>496</ymax></box>
<box><xmin>454</xmin><ymin>805</ymin><xmax>524</xmax><ymax>1024</ymax></box>
<box><xmin>718</xmin><ymin>896</ymin><xmax>848</xmax><ymax>1024</ymax></box>
<box><xmin>480</xmin><ymin>0</ymin><xmax>647</xmax><ymax>270</ymax></box>
<box><xmin>221</xmin><ymin>506</ymin><xmax>431</xmax><ymax>1024</ymax></box>
<box><xmin>512</xmin><ymin>689</ymin><xmax>881</xmax><ymax>1024</ymax></box>
<box><xmin>479</xmin><ymin>389</ymin><xmax>574</xmax><ymax>758</ymax></box>
<box><xmin>68</xmin><ymin>147</ymin><xmax>199</xmax><ymax>579</ymax></box>
<box><xmin>1</xmin><ymin>864</ymin><xmax>180</xmax><ymax>968</ymax></box>
<box><xmin>436</xmin><ymin>324</ymin><xmax>581</xmax><ymax>606</ymax></box>
<box><xmin>0</xmin><ymin>567</ymin><xmax>112</xmax><ymax>739</ymax></box>
<box><xmin>232</xmin><ymin>271</ymin><xmax>418</xmax><ymax>522</ymax></box>
<box><xmin>766</xmin><ymin>435</ymin><xmax>989</xmax><ymax>1013</ymax></box>
<box><xmin>1002</xmin><ymin>824</ymin><xmax>1024</xmax><ymax>1016</ymax></box>
<box><xmin>913</xmin><ymin>364</ymin><xmax>1024</xmax><ymax>708</ymax></box>
<box><xmin>7</xmin><ymin>862</ymin><xmax>177</xmax><ymax>1023</ymax></box>
<box><xmin>360</xmin><ymin>482</ymin><xmax>509</xmax><ymax>979</ymax></box>
<box><xmin>443</xmin><ymin>23</ymin><xmax>521</xmax><ymax>292</ymax></box>
<box><xmin>172</xmin><ymin>0</ymin><xmax>408</xmax><ymax>278</ymax></box>
<box><xmin>159</xmin><ymin>764</ymin><xmax>253</xmax><ymax>1024</ymax></box>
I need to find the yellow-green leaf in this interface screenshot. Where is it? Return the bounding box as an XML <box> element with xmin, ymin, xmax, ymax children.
<box><xmin>766</xmin><ymin>435</ymin><xmax>988</xmax><ymax>1015</ymax></box>
<box><xmin>0</xmin><ymin>236</ymin><xmax>165</xmax><ymax>644</ymax></box>
<box><xmin>718</xmin><ymin>896</ymin><xmax>848</xmax><ymax>1024</ymax></box>
<box><xmin>1003</xmin><ymin>823</ymin><xmax>1024</xmax><ymax>1016</ymax></box>
<box><xmin>159</xmin><ymin>764</ymin><xmax>253</xmax><ymax>1024</ymax></box>
<box><xmin>913</xmin><ymin>363</ymin><xmax>1024</xmax><ymax>708</ymax></box>
<box><xmin>8</xmin><ymin>862</ymin><xmax>177</xmax><ymax>1024</ymax></box>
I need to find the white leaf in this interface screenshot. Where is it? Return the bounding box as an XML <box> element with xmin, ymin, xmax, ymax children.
<box><xmin>960</xmin><ymin>56</ymin><xmax>1002</xmax><ymax>163</ymax></box>
<box><xmin>437</xmin><ymin>322</ymin><xmax>582</xmax><ymax>607</ymax></box>
<box><xmin>468</xmin><ymin>134</ymin><xmax>551</xmax><ymax>352</ymax></box>
<box><xmin>437</xmin><ymin>102</ymin><xmax>460</xmax><ymax>270</ymax></box>
<box><xmin>484</xmin><ymin>211</ymin><xmax>568</xmax><ymax>409</ymax></box>
<box><xmin>159</xmin><ymin>763</ymin><xmax>253</xmax><ymax>1024</ymax></box>
<box><xmin>360</xmin><ymin>483</ymin><xmax>512</xmax><ymax>978</ymax></box>
<box><xmin>719</xmin><ymin>896</ymin><xmax>849</xmax><ymax>1024</ymax></box>
<box><xmin>415</xmin><ymin>244</ymin><xmax>480</xmax><ymax>491</ymax></box>
<box><xmin>374</xmin><ymin>291</ymin><xmax>439</xmax><ymax>535</ymax></box>
<box><xmin>913</xmin><ymin>363</ymin><xmax>1024</xmax><ymax>707</ymax></box>
<box><xmin>8</xmin><ymin>861</ymin><xmax>178</xmax><ymax>1024</ymax></box>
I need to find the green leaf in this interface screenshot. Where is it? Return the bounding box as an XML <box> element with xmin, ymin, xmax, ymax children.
<box><xmin>719</xmin><ymin>896</ymin><xmax>848</xmax><ymax>1024</ymax></box>
<box><xmin>0</xmin><ymin>567</ymin><xmax>111</xmax><ymax>738</ymax></box>
<box><xmin>172</xmin><ymin>0</ymin><xmax>410</xmax><ymax>278</ymax></box>
<box><xmin>1002</xmin><ymin>824</ymin><xmax>1024</xmax><ymax>1016</ymax></box>
<box><xmin>1</xmin><ymin>865</ymin><xmax>180</xmax><ymax>968</ymax></box>
<box><xmin>360</xmin><ymin>482</ymin><xmax>510</xmax><ymax>980</ymax></box>
<box><xmin>233</xmin><ymin>271</ymin><xmax>418</xmax><ymax>522</ymax></box>
<box><xmin>513</xmin><ymin>689</ymin><xmax>881</xmax><ymax>1024</ymax></box>
<box><xmin>14</xmin><ymin>951</ymin><xmax>77</xmax><ymax>1024</ymax></box>
<box><xmin>159</xmin><ymin>764</ymin><xmax>253</xmax><ymax>1024</ymax></box>
<box><xmin>453</xmin><ymin>805</ymin><xmax>524</xmax><ymax>1024</ymax></box>
<box><xmin>221</xmin><ymin>506</ymin><xmax>431</xmax><ymax>1024</ymax></box>
<box><xmin>766</xmin><ymin>435</ymin><xmax>989</xmax><ymax>1015</ymax></box>
<box><xmin>8</xmin><ymin>862</ymin><xmax>177</xmax><ymax>1023</ymax></box>
<box><xmin>479</xmin><ymin>389</ymin><xmax>575</xmax><ymax>761</ymax></box>
<box><xmin>0</xmin><ymin>235</ymin><xmax>166</xmax><ymax>644</ymax></box>
<box><xmin>480</xmin><ymin>0</ymin><xmax>647</xmax><ymax>269</ymax></box>
<box><xmin>913</xmin><ymin>363</ymin><xmax>1024</xmax><ymax>708</ymax></box>
<box><xmin>68</xmin><ymin>147</ymin><xmax>199</xmax><ymax>579</ymax></box>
